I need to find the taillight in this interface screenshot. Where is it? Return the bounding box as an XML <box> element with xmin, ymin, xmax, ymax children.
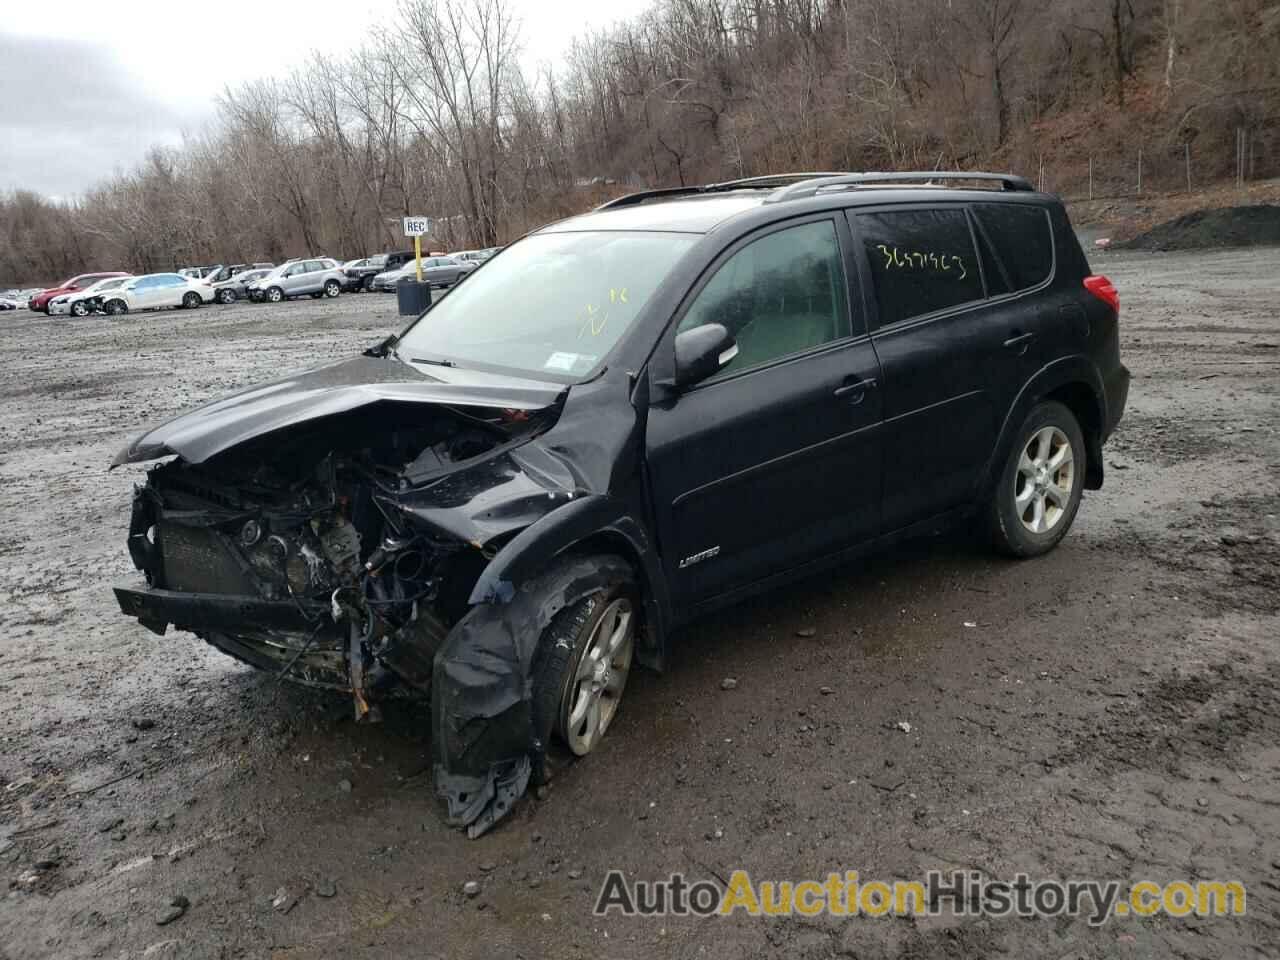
<box><xmin>1083</xmin><ymin>275</ymin><xmax>1119</xmax><ymax>313</ymax></box>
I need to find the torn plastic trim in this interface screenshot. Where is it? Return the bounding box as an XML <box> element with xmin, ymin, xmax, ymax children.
<box><xmin>432</xmin><ymin>555</ymin><xmax>633</xmax><ymax>838</ymax></box>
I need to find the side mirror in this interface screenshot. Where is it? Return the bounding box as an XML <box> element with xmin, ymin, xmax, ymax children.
<box><xmin>673</xmin><ymin>323</ymin><xmax>738</xmax><ymax>389</ymax></box>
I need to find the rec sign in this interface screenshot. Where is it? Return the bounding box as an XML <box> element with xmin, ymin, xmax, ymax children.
<box><xmin>402</xmin><ymin>217</ymin><xmax>432</xmax><ymax>237</ymax></box>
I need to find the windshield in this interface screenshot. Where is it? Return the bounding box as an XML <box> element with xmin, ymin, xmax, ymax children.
<box><xmin>396</xmin><ymin>230</ymin><xmax>697</xmax><ymax>379</ymax></box>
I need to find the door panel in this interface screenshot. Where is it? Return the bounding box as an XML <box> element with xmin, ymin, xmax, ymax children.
<box><xmin>850</xmin><ymin>206</ymin><xmax>1004</xmax><ymax>530</ymax></box>
<box><xmin>645</xmin><ymin>216</ymin><xmax>883</xmax><ymax>607</ymax></box>
<box><xmin>647</xmin><ymin>343</ymin><xmax>883</xmax><ymax>605</ymax></box>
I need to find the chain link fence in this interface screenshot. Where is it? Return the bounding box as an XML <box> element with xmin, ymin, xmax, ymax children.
<box><xmin>1007</xmin><ymin>127</ymin><xmax>1279</xmax><ymax>202</ymax></box>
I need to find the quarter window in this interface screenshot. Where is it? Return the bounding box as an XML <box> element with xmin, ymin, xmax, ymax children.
<box><xmin>677</xmin><ymin>220</ymin><xmax>850</xmax><ymax>379</ymax></box>
<box><xmin>972</xmin><ymin>203</ymin><xmax>1054</xmax><ymax>291</ymax></box>
<box><xmin>858</xmin><ymin>208</ymin><xmax>983</xmax><ymax>327</ymax></box>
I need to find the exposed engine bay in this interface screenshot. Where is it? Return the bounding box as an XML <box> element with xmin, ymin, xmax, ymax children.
<box><xmin>118</xmin><ymin>402</ymin><xmax>554</xmax><ymax>720</ymax></box>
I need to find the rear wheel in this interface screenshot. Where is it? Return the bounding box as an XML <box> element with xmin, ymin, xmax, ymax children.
<box><xmin>988</xmin><ymin>401</ymin><xmax>1086</xmax><ymax>557</ymax></box>
<box><xmin>104</xmin><ymin>299</ymin><xmax>127</xmax><ymax>316</ymax></box>
<box><xmin>323</xmin><ymin>279</ymin><xmax>341</xmax><ymax>298</ymax></box>
<box><xmin>216</xmin><ymin>288</ymin><xmax>236</xmax><ymax>304</ymax></box>
<box><xmin>182</xmin><ymin>292</ymin><xmax>201</xmax><ymax>309</ymax></box>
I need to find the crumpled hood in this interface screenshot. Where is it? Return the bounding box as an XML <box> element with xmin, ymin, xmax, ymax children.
<box><xmin>112</xmin><ymin>354</ymin><xmax>564</xmax><ymax>467</ymax></box>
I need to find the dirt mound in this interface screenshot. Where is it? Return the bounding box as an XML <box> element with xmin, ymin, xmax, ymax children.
<box><xmin>1117</xmin><ymin>204</ymin><xmax>1280</xmax><ymax>250</ymax></box>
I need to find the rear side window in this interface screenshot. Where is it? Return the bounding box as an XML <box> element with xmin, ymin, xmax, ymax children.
<box><xmin>972</xmin><ymin>203</ymin><xmax>1053</xmax><ymax>291</ymax></box>
<box><xmin>857</xmin><ymin>209</ymin><xmax>983</xmax><ymax>327</ymax></box>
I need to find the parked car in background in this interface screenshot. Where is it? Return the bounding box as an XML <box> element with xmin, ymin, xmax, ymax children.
<box><xmin>369</xmin><ymin>255</ymin><xmax>476</xmax><ymax>292</ymax></box>
<box><xmin>29</xmin><ymin>272</ymin><xmax>129</xmax><ymax>313</ymax></box>
<box><xmin>99</xmin><ymin>273</ymin><xmax>215</xmax><ymax>315</ymax></box>
<box><xmin>343</xmin><ymin>251</ymin><xmax>415</xmax><ymax>291</ymax></box>
<box><xmin>210</xmin><ymin>267</ymin><xmax>273</xmax><ymax>304</ymax></box>
<box><xmin>48</xmin><ymin>275</ymin><xmax>133</xmax><ymax>316</ymax></box>
<box><xmin>179</xmin><ymin>265</ymin><xmax>222</xmax><ymax>279</ymax></box>
<box><xmin>452</xmin><ymin>248</ymin><xmax>499</xmax><ymax>264</ymax></box>
<box><xmin>204</xmin><ymin>263</ymin><xmax>274</xmax><ymax>285</ymax></box>
<box><xmin>246</xmin><ymin>258</ymin><xmax>346</xmax><ymax>303</ymax></box>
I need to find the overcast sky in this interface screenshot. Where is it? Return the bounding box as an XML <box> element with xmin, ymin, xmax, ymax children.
<box><xmin>0</xmin><ymin>0</ymin><xmax>650</xmax><ymax>200</ymax></box>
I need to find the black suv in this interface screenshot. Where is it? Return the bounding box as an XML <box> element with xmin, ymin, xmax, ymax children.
<box><xmin>112</xmin><ymin>172</ymin><xmax>1128</xmax><ymax>836</ymax></box>
<box><xmin>343</xmin><ymin>251</ymin><xmax>415</xmax><ymax>291</ymax></box>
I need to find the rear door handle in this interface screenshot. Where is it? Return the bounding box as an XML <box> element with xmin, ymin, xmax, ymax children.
<box><xmin>834</xmin><ymin>377</ymin><xmax>877</xmax><ymax>403</ymax></box>
<box><xmin>1003</xmin><ymin>331</ymin><xmax>1036</xmax><ymax>354</ymax></box>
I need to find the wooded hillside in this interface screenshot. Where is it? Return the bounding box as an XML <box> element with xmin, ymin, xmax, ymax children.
<box><xmin>2</xmin><ymin>0</ymin><xmax>1277</xmax><ymax>283</ymax></box>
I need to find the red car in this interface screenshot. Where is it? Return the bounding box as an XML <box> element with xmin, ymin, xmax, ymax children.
<box><xmin>29</xmin><ymin>272</ymin><xmax>129</xmax><ymax>313</ymax></box>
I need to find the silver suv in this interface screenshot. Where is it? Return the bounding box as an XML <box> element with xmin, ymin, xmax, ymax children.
<box><xmin>247</xmin><ymin>258</ymin><xmax>345</xmax><ymax>303</ymax></box>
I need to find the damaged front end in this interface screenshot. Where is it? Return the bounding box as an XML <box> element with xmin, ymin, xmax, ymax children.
<box><xmin>113</xmin><ymin>353</ymin><xmax>659</xmax><ymax>836</ymax></box>
<box><xmin>116</xmin><ymin>396</ymin><xmax>571</xmax><ymax>720</ymax></box>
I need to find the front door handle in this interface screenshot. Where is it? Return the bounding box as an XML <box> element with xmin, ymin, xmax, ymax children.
<box><xmin>834</xmin><ymin>377</ymin><xmax>877</xmax><ymax>404</ymax></box>
<box><xmin>1003</xmin><ymin>331</ymin><xmax>1036</xmax><ymax>355</ymax></box>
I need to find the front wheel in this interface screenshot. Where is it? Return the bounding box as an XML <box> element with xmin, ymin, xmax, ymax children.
<box><xmin>987</xmin><ymin>401</ymin><xmax>1086</xmax><ymax>557</ymax></box>
<box><xmin>182</xmin><ymin>292</ymin><xmax>201</xmax><ymax>309</ymax></box>
<box><xmin>216</xmin><ymin>288</ymin><xmax>236</xmax><ymax>304</ymax></box>
<box><xmin>266</xmin><ymin>286</ymin><xmax>284</xmax><ymax>303</ymax></box>
<box><xmin>532</xmin><ymin>559</ymin><xmax>638</xmax><ymax>769</ymax></box>
<box><xmin>361</xmin><ymin>274</ymin><xmax>374</xmax><ymax>292</ymax></box>
<box><xmin>71</xmin><ymin>301</ymin><xmax>89</xmax><ymax>317</ymax></box>
<box><xmin>104</xmin><ymin>299</ymin><xmax>127</xmax><ymax>316</ymax></box>
<box><xmin>323</xmin><ymin>279</ymin><xmax>341</xmax><ymax>298</ymax></box>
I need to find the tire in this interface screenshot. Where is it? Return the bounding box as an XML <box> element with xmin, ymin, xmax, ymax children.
<box><xmin>104</xmin><ymin>299</ymin><xmax>127</xmax><ymax>316</ymax></box>
<box><xmin>182</xmin><ymin>292</ymin><xmax>201</xmax><ymax>309</ymax></box>
<box><xmin>70</xmin><ymin>301</ymin><xmax>88</xmax><ymax>317</ymax></box>
<box><xmin>530</xmin><ymin>556</ymin><xmax>638</xmax><ymax>779</ymax></box>
<box><xmin>266</xmin><ymin>286</ymin><xmax>284</xmax><ymax>303</ymax></box>
<box><xmin>216</xmin><ymin>288</ymin><xmax>236</xmax><ymax>304</ymax></box>
<box><xmin>323</xmin><ymin>279</ymin><xmax>341</xmax><ymax>298</ymax></box>
<box><xmin>361</xmin><ymin>274</ymin><xmax>374</xmax><ymax>292</ymax></box>
<box><xmin>988</xmin><ymin>401</ymin><xmax>1086</xmax><ymax>557</ymax></box>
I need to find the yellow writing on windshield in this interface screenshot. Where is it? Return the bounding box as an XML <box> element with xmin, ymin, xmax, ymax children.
<box><xmin>876</xmin><ymin>244</ymin><xmax>968</xmax><ymax>281</ymax></box>
<box><xmin>579</xmin><ymin>288</ymin><xmax>629</xmax><ymax>337</ymax></box>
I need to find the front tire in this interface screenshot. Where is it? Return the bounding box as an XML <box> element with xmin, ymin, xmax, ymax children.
<box><xmin>70</xmin><ymin>301</ymin><xmax>88</xmax><ymax>317</ymax></box>
<box><xmin>216</xmin><ymin>288</ymin><xmax>236</xmax><ymax>304</ymax></box>
<box><xmin>531</xmin><ymin>557</ymin><xmax>638</xmax><ymax>772</ymax></box>
<box><xmin>104</xmin><ymin>299</ymin><xmax>127</xmax><ymax>316</ymax></box>
<box><xmin>182</xmin><ymin>292</ymin><xmax>201</xmax><ymax>309</ymax></box>
<box><xmin>988</xmin><ymin>401</ymin><xmax>1086</xmax><ymax>557</ymax></box>
<box><xmin>266</xmin><ymin>286</ymin><xmax>284</xmax><ymax>303</ymax></box>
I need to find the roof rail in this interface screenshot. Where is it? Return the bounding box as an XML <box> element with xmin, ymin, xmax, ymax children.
<box><xmin>765</xmin><ymin>171</ymin><xmax>1034</xmax><ymax>202</ymax></box>
<box><xmin>594</xmin><ymin>172</ymin><xmax>849</xmax><ymax>211</ymax></box>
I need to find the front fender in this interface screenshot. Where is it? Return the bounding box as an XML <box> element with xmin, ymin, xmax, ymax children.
<box><xmin>467</xmin><ymin>493</ymin><xmax>670</xmax><ymax>658</ymax></box>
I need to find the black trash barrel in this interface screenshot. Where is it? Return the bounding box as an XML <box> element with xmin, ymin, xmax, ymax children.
<box><xmin>397</xmin><ymin>279</ymin><xmax>432</xmax><ymax>316</ymax></box>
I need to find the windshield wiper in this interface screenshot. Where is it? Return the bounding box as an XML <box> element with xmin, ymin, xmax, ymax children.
<box><xmin>410</xmin><ymin>356</ymin><xmax>456</xmax><ymax>368</ymax></box>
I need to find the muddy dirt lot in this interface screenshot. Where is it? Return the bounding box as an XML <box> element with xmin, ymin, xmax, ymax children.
<box><xmin>2</xmin><ymin>254</ymin><xmax>1279</xmax><ymax>959</ymax></box>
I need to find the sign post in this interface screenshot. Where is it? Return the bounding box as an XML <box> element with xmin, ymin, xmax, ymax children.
<box><xmin>401</xmin><ymin>216</ymin><xmax>431</xmax><ymax>283</ymax></box>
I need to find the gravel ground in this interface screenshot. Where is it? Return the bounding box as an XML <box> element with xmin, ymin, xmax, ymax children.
<box><xmin>1</xmin><ymin>255</ymin><xmax>1278</xmax><ymax>960</ymax></box>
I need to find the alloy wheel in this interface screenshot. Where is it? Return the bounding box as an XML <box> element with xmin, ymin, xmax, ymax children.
<box><xmin>1014</xmin><ymin>426</ymin><xmax>1074</xmax><ymax>534</ymax></box>
<box><xmin>558</xmin><ymin>598</ymin><xmax>635</xmax><ymax>756</ymax></box>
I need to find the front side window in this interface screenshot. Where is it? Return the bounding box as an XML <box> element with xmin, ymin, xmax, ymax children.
<box><xmin>858</xmin><ymin>208</ymin><xmax>983</xmax><ymax>327</ymax></box>
<box><xmin>677</xmin><ymin>219</ymin><xmax>850</xmax><ymax>379</ymax></box>
<box><xmin>396</xmin><ymin>230</ymin><xmax>698</xmax><ymax>380</ymax></box>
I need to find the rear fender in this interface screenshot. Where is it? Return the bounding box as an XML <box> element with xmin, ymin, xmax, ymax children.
<box><xmin>983</xmin><ymin>356</ymin><xmax>1107</xmax><ymax>495</ymax></box>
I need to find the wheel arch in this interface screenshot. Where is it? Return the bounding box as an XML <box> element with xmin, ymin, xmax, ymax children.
<box><xmin>984</xmin><ymin>356</ymin><xmax>1106</xmax><ymax>497</ymax></box>
<box><xmin>466</xmin><ymin>494</ymin><xmax>672</xmax><ymax>672</ymax></box>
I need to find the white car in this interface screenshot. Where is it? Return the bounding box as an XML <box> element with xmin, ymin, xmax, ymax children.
<box><xmin>99</xmin><ymin>273</ymin><xmax>216</xmax><ymax>316</ymax></box>
<box><xmin>47</xmin><ymin>275</ymin><xmax>134</xmax><ymax>317</ymax></box>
